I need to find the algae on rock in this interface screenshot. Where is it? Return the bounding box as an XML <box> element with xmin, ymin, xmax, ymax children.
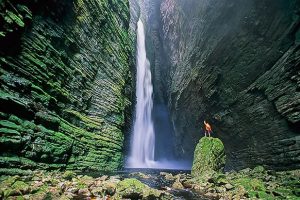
<box><xmin>0</xmin><ymin>0</ymin><xmax>134</xmax><ymax>172</ymax></box>
<box><xmin>192</xmin><ymin>137</ymin><xmax>226</xmax><ymax>177</ymax></box>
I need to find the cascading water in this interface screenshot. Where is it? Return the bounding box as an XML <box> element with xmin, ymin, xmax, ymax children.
<box><xmin>127</xmin><ymin>18</ymin><xmax>191</xmax><ymax>170</ymax></box>
<box><xmin>127</xmin><ymin>19</ymin><xmax>155</xmax><ymax>168</ymax></box>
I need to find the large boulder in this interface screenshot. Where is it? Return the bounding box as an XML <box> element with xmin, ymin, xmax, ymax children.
<box><xmin>192</xmin><ymin>137</ymin><xmax>226</xmax><ymax>177</ymax></box>
<box><xmin>115</xmin><ymin>178</ymin><xmax>168</xmax><ymax>199</ymax></box>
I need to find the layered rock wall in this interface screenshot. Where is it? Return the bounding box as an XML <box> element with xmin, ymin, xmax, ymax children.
<box><xmin>0</xmin><ymin>0</ymin><xmax>133</xmax><ymax>173</ymax></box>
<box><xmin>157</xmin><ymin>0</ymin><xmax>300</xmax><ymax>169</ymax></box>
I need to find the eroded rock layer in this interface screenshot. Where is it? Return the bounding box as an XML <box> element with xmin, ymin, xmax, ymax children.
<box><xmin>0</xmin><ymin>0</ymin><xmax>134</xmax><ymax>173</ymax></box>
<box><xmin>155</xmin><ymin>0</ymin><xmax>300</xmax><ymax>169</ymax></box>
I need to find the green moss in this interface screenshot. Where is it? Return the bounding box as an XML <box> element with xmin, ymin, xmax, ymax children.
<box><xmin>16</xmin><ymin>196</ymin><xmax>25</xmax><ymax>200</ymax></box>
<box><xmin>0</xmin><ymin>127</ymin><xmax>21</xmax><ymax>136</ymax></box>
<box><xmin>12</xmin><ymin>181</ymin><xmax>29</xmax><ymax>193</ymax></box>
<box><xmin>116</xmin><ymin>178</ymin><xmax>163</xmax><ymax>199</ymax></box>
<box><xmin>0</xmin><ymin>112</ymin><xmax>8</xmax><ymax>119</ymax></box>
<box><xmin>0</xmin><ymin>175</ymin><xmax>19</xmax><ymax>187</ymax></box>
<box><xmin>35</xmin><ymin>112</ymin><xmax>60</xmax><ymax>130</ymax></box>
<box><xmin>6</xmin><ymin>11</ymin><xmax>25</xmax><ymax>27</ymax></box>
<box><xmin>63</xmin><ymin>109</ymin><xmax>102</xmax><ymax>129</ymax></box>
<box><xmin>62</xmin><ymin>170</ymin><xmax>76</xmax><ymax>180</ymax></box>
<box><xmin>116</xmin><ymin>178</ymin><xmax>147</xmax><ymax>197</ymax></box>
<box><xmin>0</xmin><ymin>120</ymin><xmax>22</xmax><ymax>130</ymax></box>
<box><xmin>0</xmin><ymin>0</ymin><xmax>133</xmax><ymax>172</ymax></box>
<box><xmin>232</xmin><ymin>177</ymin><xmax>266</xmax><ymax>198</ymax></box>
<box><xmin>256</xmin><ymin>191</ymin><xmax>274</xmax><ymax>199</ymax></box>
<box><xmin>192</xmin><ymin>137</ymin><xmax>226</xmax><ymax>177</ymax></box>
<box><xmin>252</xmin><ymin>165</ymin><xmax>265</xmax><ymax>174</ymax></box>
<box><xmin>8</xmin><ymin>115</ymin><xmax>23</xmax><ymax>125</ymax></box>
<box><xmin>0</xmin><ymin>156</ymin><xmax>37</xmax><ymax>168</ymax></box>
<box><xmin>77</xmin><ymin>181</ymin><xmax>87</xmax><ymax>189</ymax></box>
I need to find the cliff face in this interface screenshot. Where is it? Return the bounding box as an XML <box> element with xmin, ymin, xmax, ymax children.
<box><xmin>157</xmin><ymin>0</ymin><xmax>300</xmax><ymax>170</ymax></box>
<box><xmin>0</xmin><ymin>0</ymin><xmax>134</xmax><ymax>173</ymax></box>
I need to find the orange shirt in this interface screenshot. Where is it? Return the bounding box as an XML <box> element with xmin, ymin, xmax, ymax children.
<box><xmin>204</xmin><ymin>122</ymin><xmax>212</xmax><ymax>131</ymax></box>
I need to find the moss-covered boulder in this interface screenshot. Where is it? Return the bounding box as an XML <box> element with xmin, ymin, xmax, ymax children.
<box><xmin>192</xmin><ymin>137</ymin><xmax>226</xmax><ymax>177</ymax></box>
<box><xmin>115</xmin><ymin>178</ymin><xmax>164</xmax><ymax>199</ymax></box>
<box><xmin>62</xmin><ymin>170</ymin><xmax>76</xmax><ymax>181</ymax></box>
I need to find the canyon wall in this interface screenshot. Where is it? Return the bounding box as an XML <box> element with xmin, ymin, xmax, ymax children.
<box><xmin>156</xmin><ymin>0</ymin><xmax>300</xmax><ymax>170</ymax></box>
<box><xmin>0</xmin><ymin>0</ymin><xmax>134</xmax><ymax>174</ymax></box>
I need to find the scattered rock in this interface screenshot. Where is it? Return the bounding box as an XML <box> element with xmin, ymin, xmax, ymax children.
<box><xmin>0</xmin><ymin>169</ymin><xmax>299</xmax><ymax>200</ymax></box>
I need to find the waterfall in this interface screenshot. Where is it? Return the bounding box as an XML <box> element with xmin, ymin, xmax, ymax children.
<box><xmin>127</xmin><ymin>19</ymin><xmax>155</xmax><ymax>168</ymax></box>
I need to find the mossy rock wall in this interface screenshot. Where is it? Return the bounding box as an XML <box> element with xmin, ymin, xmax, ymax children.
<box><xmin>0</xmin><ymin>0</ymin><xmax>134</xmax><ymax>172</ymax></box>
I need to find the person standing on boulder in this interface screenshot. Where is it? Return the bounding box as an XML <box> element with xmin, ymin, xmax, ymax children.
<box><xmin>204</xmin><ymin>120</ymin><xmax>212</xmax><ymax>137</ymax></box>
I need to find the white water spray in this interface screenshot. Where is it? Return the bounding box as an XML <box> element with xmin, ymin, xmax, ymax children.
<box><xmin>127</xmin><ymin>19</ymin><xmax>155</xmax><ymax>168</ymax></box>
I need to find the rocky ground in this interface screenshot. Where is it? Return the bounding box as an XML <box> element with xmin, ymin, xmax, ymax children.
<box><xmin>0</xmin><ymin>166</ymin><xmax>299</xmax><ymax>200</ymax></box>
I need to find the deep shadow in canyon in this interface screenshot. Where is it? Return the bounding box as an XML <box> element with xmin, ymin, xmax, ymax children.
<box><xmin>143</xmin><ymin>0</ymin><xmax>300</xmax><ymax>170</ymax></box>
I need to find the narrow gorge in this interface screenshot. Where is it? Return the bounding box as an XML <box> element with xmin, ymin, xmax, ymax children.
<box><xmin>0</xmin><ymin>0</ymin><xmax>299</xmax><ymax>199</ymax></box>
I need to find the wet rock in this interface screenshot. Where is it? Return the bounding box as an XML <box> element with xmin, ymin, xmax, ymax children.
<box><xmin>98</xmin><ymin>175</ymin><xmax>109</xmax><ymax>181</ymax></box>
<box><xmin>115</xmin><ymin>178</ymin><xmax>163</xmax><ymax>199</ymax></box>
<box><xmin>192</xmin><ymin>137</ymin><xmax>226</xmax><ymax>177</ymax></box>
<box><xmin>216</xmin><ymin>186</ymin><xmax>226</xmax><ymax>193</ymax></box>
<box><xmin>240</xmin><ymin>168</ymin><xmax>251</xmax><ymax>174</ymax></box>
<box><xmin>130</xmin><ymin>172</ymin><xmax>151</xmax><ymax>179</ymax></box>
<box><xmin>29</xmin><ymin>191</ymin><xmax>49</xmax><ymax>200</ymax></box>
<box><xmin>66</xmin><ymin>187</ymin><xmax>79</xmax><ymax>194</ymax></box>
<box><xmin>79</xmin><ymin>175</ymin><xmax>94</xmax><ymax>188</ymax></box>
<box><xmin>225</xmin><ymin>183</ymin><xmax>234</xmax><ymax>190</ymax></box>
<box><xmin>78</xmin><ymin>188</ymin><xmax>91</xmax><ymax>197</ymax></box>
<box><xmin>58</xmin><ymin>182</ymin><xmax>66</xmax><ymax>191</ymax></box>
<box><xmin>252</xmin><ymin>166</ymin><xmax>265</xmax><ymax>174</ymax></box>
<box><xmin>91</xmin><ymin>187</ymin><xmax>104</xmax><ymax>197</ymax></box>
<box><xmin>11</xmin><ymin>180</ymin><xmax>30</xmax><ymax>195</ymax></box>
<box><xmin>204</xmin><ymin>192</ymin><xmax>218</xmax><ymax>198</ymax></box>
<box><xmin>30</xmin><ymin>181</ymin><xmax>45</xmax><ymax>193</ymax></box>
<box><xmin>160</xmin><ymin>172</ymin><xmax>175</xmax><ymax>181</ymax></box>
<box><xmin>182</xmin><ymin>180</ymin><xmax>194</xmax><ymax>188</ymax></box>
<box><xmin>62</xmin><ymin>171</ymin><xmax>76</xmax><ymax>181</ymax></box>
<box><xmin>172</xmin><ymin>180</ymin><xmax>184</xmax><ymax>190</ymax></box>
<box><xmin>102</xmin><ymin>181</ymin><xmax>116</xmax><ymax>195</ymax></box>
<box><xmin>63</xmin><ymin>192</ymin><xmax>77</xmax><ymax>199</ymax></box>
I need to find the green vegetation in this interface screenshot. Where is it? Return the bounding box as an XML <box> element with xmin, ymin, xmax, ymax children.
<box><xmin>62</xmin><ymin>170</ymin><xmax>76</xmax><ymax>181</ymax></box>
<box><xmin>0</xmin><ymin>0</ymin><xmax>133</xmax><ymax>173</ymax></box>
<box><xmin>192</xmin><ymin>137</ymin><xmax>226</xmax><ymax>176</ymax></box>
